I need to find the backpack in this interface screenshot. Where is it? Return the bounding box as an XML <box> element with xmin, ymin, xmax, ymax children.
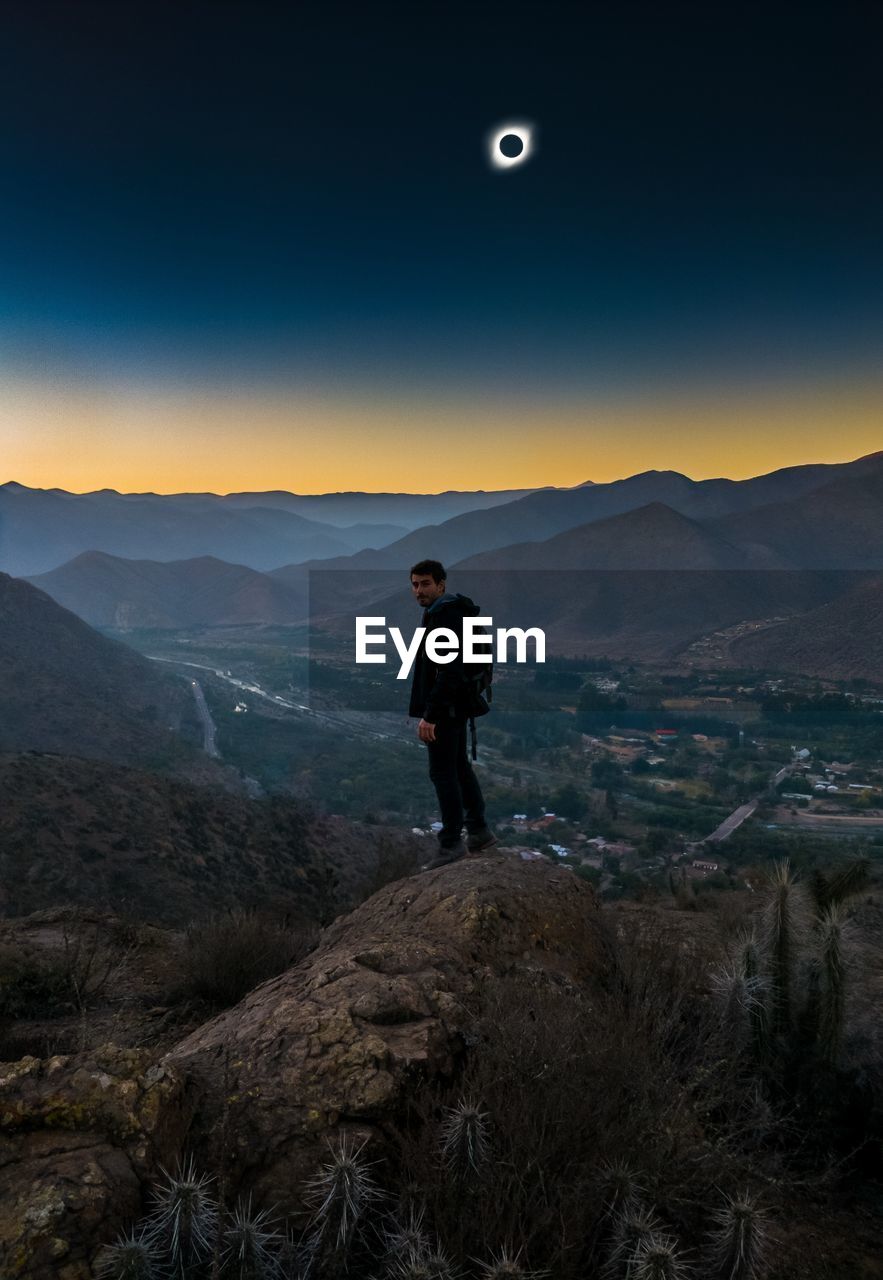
<box><xmin>460</xmin><ymin>617</ymin><xmax>493</xmax><ymax>759</ymax></box>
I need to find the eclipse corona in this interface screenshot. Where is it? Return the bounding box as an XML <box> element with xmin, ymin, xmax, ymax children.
<box><xmin>486</xmin><ymin>119</ymin><xmax>536</xmax><ymax>169</ymax></box>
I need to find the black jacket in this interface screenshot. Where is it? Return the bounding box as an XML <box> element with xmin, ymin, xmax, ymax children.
<box><xmin>408</xmin><ymin>592</ymin><xmax>482</xmax><ymax>723</ymax></box>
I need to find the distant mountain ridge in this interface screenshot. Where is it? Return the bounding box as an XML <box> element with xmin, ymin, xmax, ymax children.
<box><xmin>453</xmin><ymin>462</ymin><xmax>883</xmax><ymax>573</ymax></box>
<box><xmin>9</xmin><ymin>454</ymin><xmax>883</xmax><ymax>679</ymax></box>
<box><xmin>26</xmin><ymin>551</ymin><xmax>309</xmax><ymax>629</ymax></box>
<box><xmin>0</xmin><ymin>481</ymin><xmax>544</xmax><ymax>576</ymax></box>
<box><xmin>281</xmin><ymin>451</ymin><xmax>883</xmax><ymax>574</ymax></box>
<box><xmin>0</xmin><ymin>483</ymin><xmax>413</xmax><ymax>578</ymax></box>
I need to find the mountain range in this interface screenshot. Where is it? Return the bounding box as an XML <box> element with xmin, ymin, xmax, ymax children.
<box><xmin>7</xmin><ymin>451</ymin><xmax>883</xmax><ymax>678</ymax></box>
<box><xmin>294</xmin><ymin>450</ymin><xmax>883</xmax><ymax>572</ymax></box>
<box><xmin>0</xmin><ymin>480</ymin><xmax>541</xmax><ymax>577</ymax></box>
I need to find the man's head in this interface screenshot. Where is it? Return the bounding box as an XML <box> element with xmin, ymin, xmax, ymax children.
<box><xmin>410</xmin><ymin>559</ymin><xmax>447</xmax><ymax>608</ymax></box>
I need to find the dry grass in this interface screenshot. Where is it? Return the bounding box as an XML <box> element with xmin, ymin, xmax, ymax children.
<box><xmin>175</xmin><ymin>908</ymin><xmax>318</xmax><ymax>1010</ymax></box>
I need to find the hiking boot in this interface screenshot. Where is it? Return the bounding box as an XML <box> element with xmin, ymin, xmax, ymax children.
<box><xmin>420</xmin><ymin>840</ymin><xmax>467</xmax><ymax>872</ymax></box>
<box><xmin>466</xmin><ymin>828</ymin><xmax>498</xmax><ymax>853</ymax></box>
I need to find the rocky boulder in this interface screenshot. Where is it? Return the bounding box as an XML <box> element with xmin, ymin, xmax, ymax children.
<box><xmin>0</xmin><ymin>1045</ymin><xmax>188</xmax><ymax>1280</ymax></box>
<box><xmin>0</xmin><ymin>854</ymin><xmax>602</xmax><ymax>1275</ymax></box>
<box><xmin>164</xmin><ymin>851</ymin><xmax>602</xmax><ymax>1208</ymax></box>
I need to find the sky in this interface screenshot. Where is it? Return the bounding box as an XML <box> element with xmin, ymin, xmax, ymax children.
<box><xmin>2</xmin><ymin>1</ymin><xmax>882</xmax><ymax>494</ymax></box>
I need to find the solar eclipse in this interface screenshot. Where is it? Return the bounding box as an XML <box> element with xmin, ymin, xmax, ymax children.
<box><xmin>486</xmin><ymin>120</ymin><xmax>535</xmax><ymax>169</ymax></box>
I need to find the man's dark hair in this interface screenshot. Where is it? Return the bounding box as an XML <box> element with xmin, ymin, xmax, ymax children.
<box><xmin>410</xmin><ymin>559</ymin><xmax>446</xmax><ymax>583</ymax></box>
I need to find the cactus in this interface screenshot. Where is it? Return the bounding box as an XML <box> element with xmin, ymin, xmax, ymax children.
<box><xmin>381</xmin><ymin>1205</ymin><xmax>432</xmax><ymax>1270</ymax></box>
<box><xmin>387</xmin><ymin>1247</ymin><xmax>458</xmax><ymax>1279</ymax></box>
<box><xmin>736</xmin><ymin>929</ymin><xmax>772</xmax><ymax>1062</ymax></box>
<box><xmin>303</xmin><ymin>1133</ymin><xmax>381</xmax><ymax>1255</ymax></box>
<box><xmin>605</xmin><ymin>1204</ymin><xmax>662</xmax><ymax>1279</ymax></box>
<box><xmin>809</xmin><ymin>860</ymin><xmax>869</xmax><ymax>914</ymax></box>
<box><xmin>94</xmin><ymin>1227</ymin><xmax>164</xmax><ymax>1280</ymax></box>
<box><xmin>630</xmin><ymin>1233</ymin><xmax>690</xmax><ymax>1280</ymax></box>
<box><xmin>221</xmin><ymin>1196</ymin><xmax>281</xmax><ymax>1279</ymax></box>
<box><xmin>710</xmin><ymin>956</ymin><xmax>768</xmax><ymax>1050</ymax></box>
<box><xmin>474</xmin><ymin>1244</ymin><xmax>548</xmax><ymax>1278</ymax></box>
<box><xmin>760</xmin><ymin>860</ymin><xmax>808</xmax><ymax>1036</ymax></box>
<box><xmin>438</xmin><ymin>1097</ymin><xmax>490</xmax><ymax>1182</ymax></box>
<box><xmin>149</xmin><ymin>1156</ymin><xmax>219</xmax><ymax>1276</ymax></box>
<box><xmin>596</xmin><ymin>1159</ymin><xmax>646</xmax><ymax>1221</ymax></box>
<box><xmin>813</xmin><ymin>903</ymin><xmax>850</xmax><ymax>1067</ymax></box>
<box><xmin>708</xmin><ymin>1190</ymin><xmax>768</xmax><ymax>1280</ymax></box>
<box><xmin>276</xmin><ymin>1226</ymin><xmax>310</xmax><ymax>1280</ymax></box>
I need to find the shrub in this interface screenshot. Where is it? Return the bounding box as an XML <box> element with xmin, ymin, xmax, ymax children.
<box><xmin>388</xmin><ymin>918</ymin><xmax>758</xmax><ymax>1280</ymax></box>
<box><xmin>0</xmin><ymin>942</ymin><xmax>70</xmax><ymax>1019</ymax></box>
<box><xmin>177</xmin><ymin>909</ymin><xmax>317</xmax><ymax>1010</ymax></box>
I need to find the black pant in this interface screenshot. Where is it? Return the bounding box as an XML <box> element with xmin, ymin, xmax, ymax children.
<box><xmin>426</xmin><ymin>716</ymin><xmax>487</xmax><ymax>848</ymax></box>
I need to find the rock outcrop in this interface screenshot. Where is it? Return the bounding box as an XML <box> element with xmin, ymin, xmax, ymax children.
<box><xmin>0</xmin><ymin>854</ymin><xmax>601</xmax><ymax>1274</ymax></box>
<box><xmin>0</xmin><ymin>1046</ymin><xmax>188</xmax><ymax>1280</ymax></box>
<box><xmin>164</xmin><ymin>852</ymin><xmax>602</xmax><ymax>1207</ymax></box>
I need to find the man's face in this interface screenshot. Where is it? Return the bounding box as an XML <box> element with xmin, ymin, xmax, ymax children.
<box><xmin>411</xmin><ymin>573</ymin><xmax>446</xmax><ymax>607</ymax></box>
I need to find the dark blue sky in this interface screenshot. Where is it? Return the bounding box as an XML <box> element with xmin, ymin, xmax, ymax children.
<box><xmin>2</xmin><ymin>1</ymin><xmax>882</xmax><ymax>491</ymax></box>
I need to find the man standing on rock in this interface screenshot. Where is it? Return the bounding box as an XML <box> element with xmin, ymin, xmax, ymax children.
<box><xmin>409</xmin><ymin>559</ymin><xmax>497</xmax><ymax>870</ymax></box>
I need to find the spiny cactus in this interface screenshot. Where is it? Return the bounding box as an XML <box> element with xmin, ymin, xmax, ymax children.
<box><xmin>381</xmin><ymin>1205</ymin><xmax>432</xmax><ymax>1269</ymax></box>
<box><xmin>605</xmin><ymin>1204</ymin><xmax>662</xmax><ymax>1279</ymax></box>
<box><xmin>221</xmin><ymin>1196</ymin><xmax>281</xmax><ymax>1279</ymax></box>
<box><xmin>708</xmin><ymin>1189</ymin><xmax>768</xmax><ymax>1280</ymax></box>
<box><xmin>629</xmin><ymin>1232</ymin><xmax>690</xmax><ymax>1280</ymax></box>
<box><xmin>741</xmin><ymin>1082</ymin><xmax>775</xmax><ymax>1145</ymax></box>
<box><xmin>474</xmin><ymin>1244</ymin><xmax>548</xmax><ymax>1278</ymax></box>
<box><xmin>736</xmin><ymin>929</ymin><xmax>771</xmax><ymax>1062</ymax></box>
<box><xmin>438</xmin><ymin>1097</ymin><xmax>491</xmax><ymax>1181</ymax></box>
<box><xmin>276</xmin><ymin>1226</ymin><xmax>310</xmax><ymax>1280</ymax></box>
<box><xmin>596</xmin><ymin>1159</ymin><xmax>646</xmax><ymax>1221</ymax></box>
<box><xmin>303</xmin><ymin>1133</ymin><xmax>381</xmax><ymax>1253</ymax></box>
<box><xmin>809</xmin><ymin>859</ymin><xmax>870</xmax><ymax>914</ymax></box>
<box><xmin>760</xmin><ymin>860</ymin><xmax>809</xmax><ymax>1035</ymax></box>
<box><xmin>387</xmin><ymin>1246</ymin><xmax>458</xmax><ymax>1279</ymax></box>
<box><xmin>813</xmin><ymin>903</ymin><xmax>851</xmax><ymax>1067</ymax></box>
<box><xmin>710</xmin><ymin>956</ymin><xmax>768</xmax><ymax>1048</ymax></box>
<box><xmin>149</xmin><ymin>1156</ymin><xmax>219</xmax><ymax>1275</ymax></box>
<box><xmin>94</xmin><ymin>1227</ymin><xmax>163</xmax><ymax>1280</ymax></box>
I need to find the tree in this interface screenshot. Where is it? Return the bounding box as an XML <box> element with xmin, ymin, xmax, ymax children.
<box><xmin>592</xmin><ymin>757</ymin><xmax>624</xmax><ymax>790</ymax></box>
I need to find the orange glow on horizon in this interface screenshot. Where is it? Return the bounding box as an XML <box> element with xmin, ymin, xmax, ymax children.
<box><xmin>3</xmin><ymin>371</ymin><xmax>882</xmax><ymax>495</ymax></box>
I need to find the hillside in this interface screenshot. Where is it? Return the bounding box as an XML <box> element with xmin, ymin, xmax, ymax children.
<box><xmin>489</xmin><ymin>568</ymin><xmax>851</xmax><ymax>658</ymax></box>
<box><xmin>727</xmin><ymin>572</ymin><xmax>883</xmax><ymax>680</ymax></box>
<box><xmin>0</xmin><ymin>572</ymin><xmax>204</xmax><ymax>767</ymax></box>
<box><xmin>309</xmin><ymin>564</ymin><xmax>852</xmax><ymax>661</ymax></box>
<box><xmin>0</xmin><ymin>751</ymin><xmax>420</xmax><ymax>924</ymax></box>
<box><xmin>455</xmin><ymin>501</ymin><xmax>788</xmax><ymax>570</ymax></box>
<box><xmin>26</xmin><ymin>551</ymin><xmax>310</xmax><ymax>629</ymax></box>
<box><xmin>711</xmin><ymin>461</ymin><xmax>883</xmax><ymax>569</ymax></box>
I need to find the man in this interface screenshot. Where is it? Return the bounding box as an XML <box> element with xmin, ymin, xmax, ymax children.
<box><xmin>408</xmin><ymin>559</ymin><xmax>497</xmax><ymax>869</ymax></box>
